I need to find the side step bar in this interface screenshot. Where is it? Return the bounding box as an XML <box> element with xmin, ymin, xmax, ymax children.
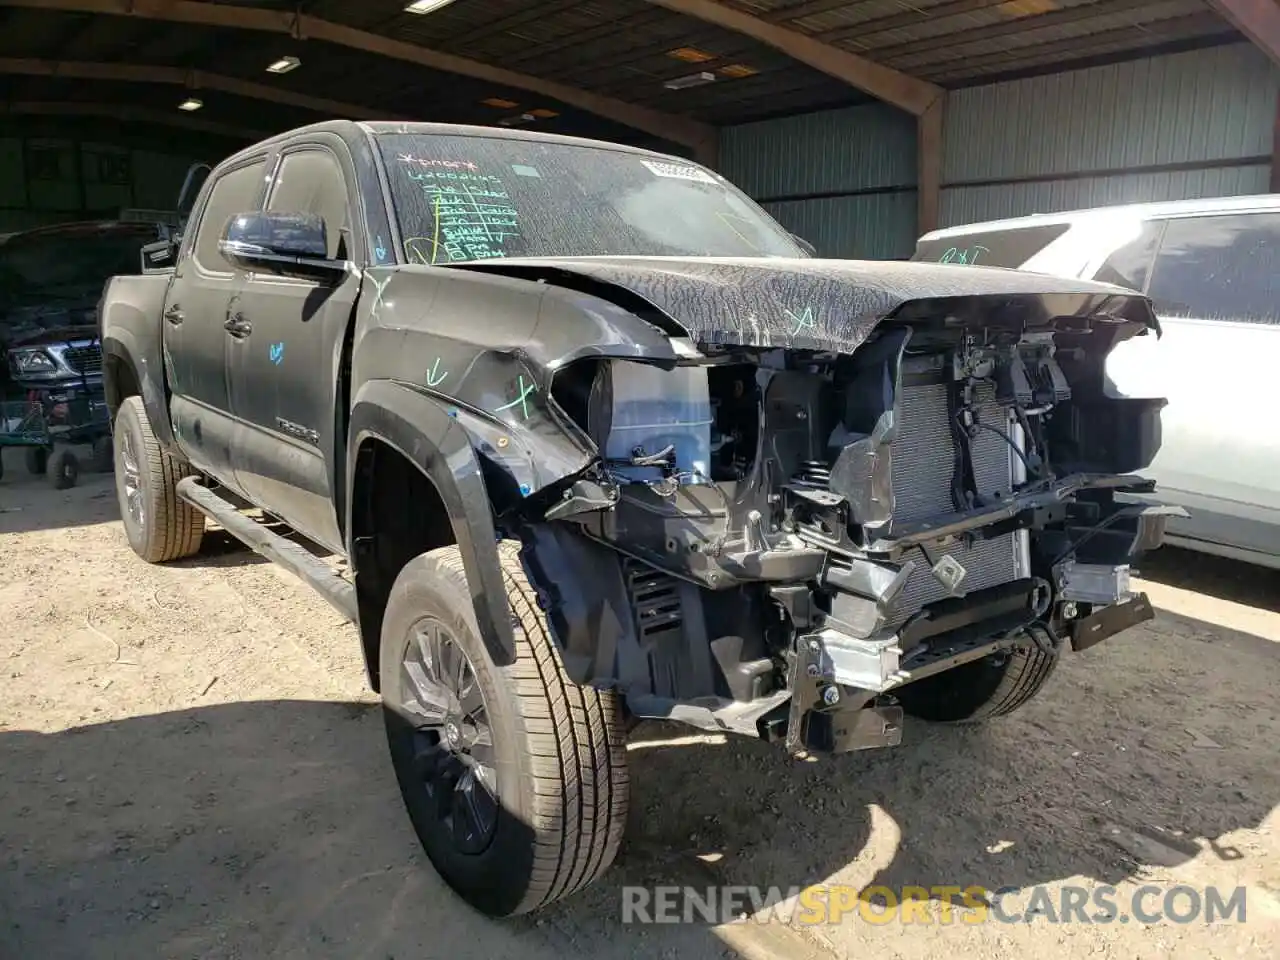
<box><xmin>175</xmin><ymin>477</ymin><xmax>358</xmax><ymax>623</ymax></box>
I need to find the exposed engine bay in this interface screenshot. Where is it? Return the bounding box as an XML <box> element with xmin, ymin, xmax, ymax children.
<box><xmin>514</xmin><ymin>286</ymin><xmax>1174</xmax><ymax>757</ymax></box>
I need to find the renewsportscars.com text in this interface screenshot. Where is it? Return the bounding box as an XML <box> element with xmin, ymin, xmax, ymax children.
<box><xmin>620</xmin><ymin>884</ymin><xmax>1248</xmax><ymax>926</ymax></box>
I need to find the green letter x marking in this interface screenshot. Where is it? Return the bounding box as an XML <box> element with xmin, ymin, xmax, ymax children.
<box><xmin>496</xmin><ymin>375</ymin><xmax>538</xmax><ymax>420</ymax></box>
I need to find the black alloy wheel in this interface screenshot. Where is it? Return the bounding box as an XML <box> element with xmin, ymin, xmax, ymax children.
<box><xmin>397</xmin><ymin>617</ymin><xmax>499</xmax><ymax>855</ymax></box>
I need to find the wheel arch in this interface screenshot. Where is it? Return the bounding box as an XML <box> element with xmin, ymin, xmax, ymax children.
<box><xmin>101</xmin><ymin>334</ymin><xmax>175</xmax><ymax>449</ymax></box>
<box><xmin>347</xmin><ymin>379</ymin><xmax>518</xmax><ymax>690</ymax></box>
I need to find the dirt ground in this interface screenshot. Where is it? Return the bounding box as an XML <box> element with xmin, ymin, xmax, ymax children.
<box><xmin>2</xmin><ymin>457</ymin><xmax>1278</xmax><ymax>960</ymax></box>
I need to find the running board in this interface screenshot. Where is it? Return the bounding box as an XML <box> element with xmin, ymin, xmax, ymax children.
<box><xmin>175</xmin><ymin>477</ymin><xmax>358</xmax><ymax>622</ymax></box>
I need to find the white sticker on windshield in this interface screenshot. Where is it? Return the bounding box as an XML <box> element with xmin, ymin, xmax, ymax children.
<box><xmin>641</xmin><ymin>159</ymin><xmax>717</xmax><ymax>183</ymax></box>
<box><xmin>511</xmin><ymin>164</ymin><xmax>541</xmax><ymax>178</ymax></box>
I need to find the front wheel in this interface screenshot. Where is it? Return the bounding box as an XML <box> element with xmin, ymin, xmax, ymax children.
<box><xmin>380</xmin><ymin>541</ymin><xmax>630</xmax><ymax>917</ymax></box>
<box><xmin>113</xmin><ymin>396</ymin><xmax>204</xmax><ymax>562</ymax></box>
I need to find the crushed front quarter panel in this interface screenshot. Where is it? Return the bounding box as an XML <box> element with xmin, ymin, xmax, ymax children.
<box><xmin>350</xmin><ymin>263</ymin><xmax>683</xmax><ymax>501</ymax></box>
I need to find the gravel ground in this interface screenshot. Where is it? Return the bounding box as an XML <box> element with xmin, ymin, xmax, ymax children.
<box><xmin>1</xmin><ymin>462</ymin><xmax>1278</xmax><ymax>959</ymax></box>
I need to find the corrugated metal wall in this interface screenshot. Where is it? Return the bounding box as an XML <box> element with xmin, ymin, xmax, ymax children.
<box><xmin>0</xmin><ymin>134</ymin><xmax>205</xmax><ymax>234</ymax></box>
<box><xmin>718</xmin><ymin>41</ymin><xmax>1280</xmax><ymax>254</ymax></box>
<box><xmin>719</xmin><ymin>103</ymin><xmax>917</xmax><ymax>259</ymax></box>
<box><xmin>940</xmin><ymin>43</ymin><xmax>1279</xmax><ymax>227</ymax></box>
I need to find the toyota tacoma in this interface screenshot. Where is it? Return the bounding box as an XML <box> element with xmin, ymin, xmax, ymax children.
<box><xmin>100</xmin><ymin>120</ymin><xmax>1175</xmax><ymax>917</ymax></box>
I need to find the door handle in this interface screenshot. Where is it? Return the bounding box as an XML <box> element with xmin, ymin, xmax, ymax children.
<box><xmin>163</xmin><ymin>304</ymin><xmax>184</xmax><ymax>325</ymax></box>
<box><xmin>224</xmin><ymin>312</ymin><xmax>252</xmax><ymax>338</ymax></box>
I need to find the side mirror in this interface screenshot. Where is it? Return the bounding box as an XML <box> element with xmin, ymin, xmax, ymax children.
<box><xmin>140</xmin><ymin>238</ymin><xmax>177</xmax><ymax>273</ymax></box>
<box><xmin>791</xmin><ymin>233</ymin><xmax>817</xmax><ymax>257</ymax></box>
<box><xmin>219</xmin><ymin>211</ymin><xmax>346</xmax><ymax>282</ymax></box>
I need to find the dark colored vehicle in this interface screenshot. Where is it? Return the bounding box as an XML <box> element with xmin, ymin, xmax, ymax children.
<box><xmin>1</xmin><ymin>220</ymin><xmax>168</xmax><ymax>475</ymax></box>
<box><xmin>0</xmin><ymin>220</ymin><xmax>166</xmax><ymax>394</ymax></box>
<box><xmin>100</xmin><ymin>121</ymin><xmax>1175</xmax><ymax>917</ymax></box>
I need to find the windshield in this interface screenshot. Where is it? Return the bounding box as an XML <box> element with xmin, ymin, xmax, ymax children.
<box><xmin>375</xmin><ymin>134</ymin><xmax>804</xmax><ymax>263</ymax></box>
<box><xmin>0</xmin><ymin>225</ymin><xmax>154</xmax><ymax>306</ymax></box>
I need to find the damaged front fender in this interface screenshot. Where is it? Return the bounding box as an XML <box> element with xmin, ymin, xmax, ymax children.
<box><xmin>351</xmin><ymin>264</ymin><xmax>687</xmax><ymax>505</ymax></box>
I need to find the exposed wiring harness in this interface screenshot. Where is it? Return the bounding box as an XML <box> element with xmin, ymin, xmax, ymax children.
<box><xmin>963</xmin><ymin>416</ymin><xmax>1040</xmax><ymax>483</ymax></box>
<box><xmin>1048</xmin><ymin>504</ymin><xmax>1147</xmax><ymax>568</ymax></box>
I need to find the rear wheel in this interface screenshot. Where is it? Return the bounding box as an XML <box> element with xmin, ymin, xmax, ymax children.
<box><xmin>895</xmin><ymin>625</ymin><xmax>1060</xmax><ymax>723</ymax></box>
<box><xmin>113</xmin><ymin>396</ymin><xmax>204</xmax><ymax>562</ymax></box>
<box><xmin>91</xmin><ymin>435</ymin><xmax>114</xmax><ymax>472</ymax></box>
<box><xmin>25</xmin><ymin>447</ymin><xmax>48</xmax><ymax>475</ymax></box>
<box><xmin>47</xmin><ymin>448</ymin><xmax>79</xmax><ymax>489</ymax></box>
<box><xmin>380</xmin><ymin>541</ymin><xmax>629</xmax><ymax>917</ymax></box>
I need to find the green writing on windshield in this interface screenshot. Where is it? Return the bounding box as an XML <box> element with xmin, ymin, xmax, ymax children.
<box><xmin>938</xmin><ymin>245</ymin><xmax>990</xmax><ymax>265</ymax></box>
<box><xmin>406</xmin><ymin>171</ymin><xmax>521</xmax><ymax>263</ymax></box>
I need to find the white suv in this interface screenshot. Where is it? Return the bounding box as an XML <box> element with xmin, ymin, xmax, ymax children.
<box><xmin>914</xmin><ymin>195</ymin><xmax>1280</xmax><ymax>570</ymax></box>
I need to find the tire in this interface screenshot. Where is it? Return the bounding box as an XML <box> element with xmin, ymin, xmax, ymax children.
<box><xmin>113</xmin><ymin>396</ymin><xmax>204</xmax><ymax>562</ymax></box>
<box><xmin>47</xmin><ymin>448</ymin><xmax>78</xmax><ymax>489</ymax></box>
<box><xmin>91</xmin><ymin>435</ymin><xmax>114</xmax><ymax>473</ymax></box>
<box><xmin>380</xmin><ymin>541</ymin><xmax>629</xmax><ymax>917</ymax></box>
<box><xmin>894</xmin><ymin>624</ymin><xmax>1060</xmax><ymax>723</ymax></box>
<box><xmin>25</xmin><ymin>447</ymin><xmax>48</xmax><ymax>475</ymax></box>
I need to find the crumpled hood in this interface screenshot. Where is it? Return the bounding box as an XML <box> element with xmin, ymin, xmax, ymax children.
<box><xmin>0</xmin><ymin>302</ymin><xmax>98</xmax><ymax>347</ymax></box>
<box><xmin>447</xmin><ymin>256</ymin><xmax>1157</xmax><ymax>352</ymax></box>
<box><xmin>8</xmin><ymin>323</ymin><xmax>98</xmax><ymax>348</ymax></box>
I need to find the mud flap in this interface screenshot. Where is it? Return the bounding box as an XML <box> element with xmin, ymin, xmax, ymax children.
<box><xmin>1069</xmin><ymin>592</ymin><xmax>1155</xmax><ymax>652</ymax></box>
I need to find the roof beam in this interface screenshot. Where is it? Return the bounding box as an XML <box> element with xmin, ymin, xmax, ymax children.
<box><xmin>449</xmin><ymin>0</ymin><xmax>584</xmax><ymax>50</ymax></box>
<box><xmin>0</xmin><ymin>57</ymin><xmax>410</xmax><ymax>120</ymax></box>
<box><xmin>767</xmin><ymin>0</ymin><xmax>851</xmax><ymax>23</ymax></box>
<box><xmin>0</xmin><ymin>99</ymin><xmax>267</xmax><ymax>139</ymax></box>
<box><xmin>1271</xmin><ymin>81</ymin><xmax>1280</xmax><ymax>192</ymax></box>
<box><xmin>917</xmin><ymin>97</ymin><xmax>943</xmax><ymax>236</ymax></box>
<box><xmin>0</xmin><ymin>0</ymin><xmax>715</xmax><ymax>152</ymax></box>
<box><xmin>642</xmin><ymin>0</ymin><xmax>942</xmax><ymax>115</ymax></box>
<box><xmin>817</xmin><ymin>0</ymin><xmax>1003</xmax><ymax>46</ymax></box>
<box><xmin>875</xmin><ymin>0</ymin><xmax>1161</xmax><ymax>65</ymax></box>
<box><xmin>1206</xmin><ymin>0</ymin><xmax>1280</xmax><ymax>67</ymax></box>
<box><xmin>925</xmin><ymin>12</ymin><xmax>1233</xmax><ymax>82</ymax></box>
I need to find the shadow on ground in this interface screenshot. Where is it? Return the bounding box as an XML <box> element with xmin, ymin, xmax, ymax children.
<box><xmin>4</xmin><ymin>472</ymin><xmax>1277</xmax><ymax>958</ymax></box>
<box><xmin>1139</xmin><ymin>544</ymin><xmax>1280</xmax><ymax>613</ymax></box>
<box><xmin>0</xmin><ymin>461</ymin><xmax>118</xmax><ymax>535</ymax></box>
<box><xmin>0</xmin><ymin>470</ymin><xmax>308</xmax><ymax>571</ymax></box>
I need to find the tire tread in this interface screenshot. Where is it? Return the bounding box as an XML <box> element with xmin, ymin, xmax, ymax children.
<box><xmin>413</xmin><ymin>543</ymin><xmax>628</xmax><ymax>915</ymax></box>
<box><xmin>117</xmin><ymin>396</ymin><xmax>204</xmax><ymax>563</ymax></box>
<box><xmin>959</xmin><ymin>626</ymin><xmax>1059</xmax><ymax>722</ymax></box>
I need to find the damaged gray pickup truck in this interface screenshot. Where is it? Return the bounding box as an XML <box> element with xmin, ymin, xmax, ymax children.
<box><xmin>100</xmin><ymin>121</ymin><xmax>1175</xmax><ymax>916</ymax></box>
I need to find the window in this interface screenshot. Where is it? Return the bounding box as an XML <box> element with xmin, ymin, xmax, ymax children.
<box><xmin>25</xmin><ymin>144</ymin><xmax>69</xmax><ymax>181</ymax></box>
<box><xmin>910</xmin><ymin>223</ymin><xmax>1070</xmax><ymax>268</ymax></box>
<box><xmin>1146</xmin><ymin>212</ymin><xmax>1280</xmax><ymax>324</ymax></box>
<box><xmin>1092</xmin><ymin>219</ymin><xmax>1162</xmax><ymax>292</ymax></box>
<box><xmin>194</xmin><ymin>160</ymin><xmax>268</xmax><ymax>273</ymax></box>
<box><xmin>84</xmin><ymin>149</ymin><xmax>132</xmax><ymax>186</ymax></box>
<box><xmin>265</xmin><ymin>149</ymin><xmax>349</xmax><ymax>260</ymax></box>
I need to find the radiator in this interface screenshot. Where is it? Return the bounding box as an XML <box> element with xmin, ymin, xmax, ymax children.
<box><xmin>885</xmin><ymin>368</ymin><xmax>1024</xmax><ymax>626</ymax></box>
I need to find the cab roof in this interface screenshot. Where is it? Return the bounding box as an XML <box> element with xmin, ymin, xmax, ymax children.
<box><xmin>218</xmin><ymin>119</ymin><xmax>680</xmax><ymax>171</ymax></box>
